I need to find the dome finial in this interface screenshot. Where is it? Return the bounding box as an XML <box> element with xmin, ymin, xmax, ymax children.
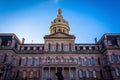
<box><xmin>58</xmin><ymin>8</ymin><xmax>62</xmax><ymax>15</ymax></box>
<box><xmin>57</xmin><ymin>8</ymin><xmax>63</xmax><ymax>18</ymax></box>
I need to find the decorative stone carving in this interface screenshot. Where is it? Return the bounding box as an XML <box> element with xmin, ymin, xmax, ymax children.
<box><xmin>94</xmin><ymin>38</ymin><xmax>97</xmax><ymax>43</ymax></box>
<box><xmin>7</xmin><ymin>40</ymin><xmax>12</xmax><ymax>46</ymax></box>
<box><xmin>107</xmin><ymin>40</ymin><xmax>112</xmax><ymax>46</ymax></box>
<box><xmin>117</xmin><ymin>37</ymin><xmax>120</xmax><ymax>46</ymax></box>
<box><xmin>22</xmin><ymin>38</ymin><xmax>25</xmax><ymax>44</ymax></box>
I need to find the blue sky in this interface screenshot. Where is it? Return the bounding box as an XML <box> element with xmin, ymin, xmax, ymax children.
<box><xmin>0</xmin><ymin>0</ymin><xmax>120</xmax><ymax>43</ymax></box>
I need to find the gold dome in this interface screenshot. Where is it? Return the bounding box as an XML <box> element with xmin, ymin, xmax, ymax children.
<box><xmin>50</xmin><ymin>8</ymin><xmax>70</xmax><ymax>34</ymax></box>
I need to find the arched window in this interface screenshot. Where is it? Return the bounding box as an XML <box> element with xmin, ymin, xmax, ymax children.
<box><xmin>30</xmin><ymin>71</ymin><xmax>33</xmax><ymax>78</ymax></box>
<box><xmin>69</xmin><ymin>56</ymin><xmax>74</xmax><ymax>62</ymax></box>
<box><xmin>61</xmin><ymin>56</ymin><xmax>64</xmax><ymax>63</ymax></box>
<box><xmin>78</xmin><ymin>57</ymin><xmax>81</xmax><ymax>64</ymax></box>
<box><xmin>48</xmin><ymin>43</ymin><xmax>51</xmax><ymax>51</ymax></box>
<box><xmin>93</xmin><ymin>70</ymin><xmax>97</xmax><ymax>78</ymax></box>
<box><xmin>56</xmin><ymin>43</ymin><xmax>59</xmax><ymax>51</ymax></box>
<box><xmin>55</xmin><ymin>57</ymin><xmax>59</xmax><ymax>63</ymax></box>
<box><xmin>70</xmin><ymin>69</ymin><xmax>74</xmax><ymax>78</ymax></box>
<box><xmin>86</xmin><ymin>70</ymin><xmax>90</xmax><ymax>78</ymax></box>
<box><xmin>47</xmin><ymin>57</ymin><xmax>51</xmax><ymax>63</ymax></box>
<box><xmin>91</xmin><ymin>57</ymin><xmax>95</xmax><ymax>65</ymax></box>
<box><xmin>31</xmin><ymin>58</ymin><xmax>34</xmax><ymax>65</ymax></box>
<box><xmin>36</xmin><ymin>70</ymin><xmax>40</xmax><ymax>78</ymax></box>
<box><xmin>45</xmin><ymin>69</ymin><xmax>49</xmax><ymax>78</ymax></box>
<box><xmin>23</xmin><ymin>71</ymin><xmax>27</xmax><ymax>78</ymax></box>
<box><xmin>79</xmin><ymin>70</ymin><xmax>83</xmax><ymax>78</ymax></box>
<box><xmin>25</xmin><ymin>57</ymin><xmax>28</xmax><ymax>65</ymax></box>
<box><xmin>61</xmin><ymin>43</ymin><xmax>64</xmax><ymax>51</ymax></box>
<box><xmin>111</xmin><ymin>54</ymin><xmax>117</xmax><ymax>62</ymax></box>
<box><xmin>84</xmin><ymin>57</ymin><xmax>88</xmax><ymax>65</ymax></box>
<box><xmin>115</xmin><ymin>67</ymin><xmax>120</xmax><ymax>76</ymax></box>
<box><xmin>69</xmin><ymin>43</ymin><xmax>72</xmax><ymax>51</ymax></box>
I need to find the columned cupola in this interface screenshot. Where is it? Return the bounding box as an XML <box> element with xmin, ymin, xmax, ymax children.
<box><xmin>50</xmin><ymin>8</ymin><xmax>70</xmax><ymax>34</ymax></box>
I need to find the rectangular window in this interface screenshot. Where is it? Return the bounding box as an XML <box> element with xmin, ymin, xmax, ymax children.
<box><xmin>92</xmin><ymin>46</ymin><xmax>95</xmax><ymax>50</ymax></box>
<box><xmin>80</xmin><ymin>46</ymin><xmax>83</xmax><ymax>50</ymax></box>
<box><xmin>86</xmin><ymin>46</ymin><xmax>89</xmax><ymax>50</ymax></box>
<box><xmin>24</xmin><ymin>47</ymin><xmax>27</xmax><ymax>50</ymax></box>
<box><xmin>30</xmin><ymin>47</ymin><xmax>33</xmax><ymax>50</ymax></box>
<box><xmin>45</xmin><ymin>69</ymin><xmax>49</xmax><ymax>78</ymax></box>
<box><xmin>36</xmin><ymin>47</ymin><xmax>39</xmax><ymax>50</ymax></box>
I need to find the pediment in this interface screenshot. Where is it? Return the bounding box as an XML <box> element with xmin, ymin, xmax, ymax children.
<box><xmin>44</xmin><ymin>32</ymin><xmax>75</xmax><ymax>39</ymax></box>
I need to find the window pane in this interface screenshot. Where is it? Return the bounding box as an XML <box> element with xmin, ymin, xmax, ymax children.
<box><xmin>56</xmin><ymin>57</ymin><xmax>59</xmax><ymax>63</ymax></box>
<box><xmin>38</xmin><ymin>58</ymin><xmax>41</xmax><ymax>65</ymax></box>
<box><xmin>69</xmin><ymin>57</ymin><xmax>74</xmax><ymax>62</ymax></box>
<box><xmin>93</xmin><ymin>71</ymin><xmax>97</xmax><ymax>78</ymax></box>
<box><xmin>61</xmin><ymin>43</ymin><xmax>64</xmax><ymax>51</ymax></box>
<box><xmin>46</xmin><ymin>69</ymin><xmax>49</xmax><ymax>78</ymax></box>
<box><xmin>91</xmin><ymin>57</ymin><xmax>95</xmax><ymax>65</ymax></box>
<box><xmin>48</xmin><ymin>43</ymin><xmax>51</xmax><ymax>51</ymax></box>
<box><xmin>86</xmin><ymin>70</ymin><xmax>89</xmax><ymax>78</ymax></box>
<box><xmin>71</xmin><ymin>69</ymin><xmax>74</xmax><ymax>78</ymax></box>
<box><xmin>30</xmin><ymin>71</ymin><xmax>33</xmax><ymax>78</ymax></box>
<box><xmin>36</xmin><ymin>71</ymin><xmax>40</xmax><ymax>78</ymax></box>
<box><xmin>25</xmin><ymin>57</ymin><xmax>28</xmax><ymax>65</ymax></box>
<box><xmin>69</xmin><ymin>43</ymin><xmax>72</xmax><ymax>51</ymax></box>
<box><xmin>56</xmin><ymin>43</ymin><xmax>59</xmax><ymax>51</ymax></box>
<box><xmin>79</xmin><ymin>70</ymin><xmax>83</xmax><ymax>78</ymax></box>
<box><xmin>78</xmin><ymin>57</ymin><xmax>81</xmax><ymax>64</ymax></box>
<box><xmin>47</xmin><ymin>57</ymin><xmax>50</xmax><ymax>63</ymax></box>
<box><xmin>61</xmin><ymin>57</ymin><xmax>64</xmax><ymax>62</ymax></box>
<box><xmin>84</xmin><ymin>58</ymin><xmax>88</xmax><ymax>65</ymax></box>
<box><xmin>115</xmin><ymin>67</ymin><xmax>119</xmax><ymax>76</ymax></box>
<box><xmin>32</xmin><ymin>58</ymin><xmax>34</xmax><ymax>65</ymax></box>
<box><xmin>112</xmin><ymin>54</ymin><xmax>117</xmax><ymax>62</ymax></box>
<box><xmin>23</xmin><ymin>71</ymin><xmax>27</xmax><ymax>78</ymax></box>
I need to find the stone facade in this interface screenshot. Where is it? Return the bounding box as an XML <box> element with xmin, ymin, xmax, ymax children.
<box><xmin>0</xmin><ymin>9</ymin><xmax>120</xmax><ymax>80</ymax></box>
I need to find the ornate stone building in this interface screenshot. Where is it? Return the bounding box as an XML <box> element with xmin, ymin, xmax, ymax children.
<box><xmin>0</xmin><ymin>9</ymin><xmax>120</xmax><ymax>80</ymax></box>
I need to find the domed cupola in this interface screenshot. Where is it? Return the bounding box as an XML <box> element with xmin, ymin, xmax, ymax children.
<box><xmin>50</xmin><ymin>8</ymin><xmax>70</xmax><ymax>34</ymax></box>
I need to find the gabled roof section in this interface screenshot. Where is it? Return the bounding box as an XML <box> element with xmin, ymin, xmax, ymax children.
<box><xmin>44</xmin><ymin>32</ymin><xmax>75</xmax><ymax>39</ymax></box>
